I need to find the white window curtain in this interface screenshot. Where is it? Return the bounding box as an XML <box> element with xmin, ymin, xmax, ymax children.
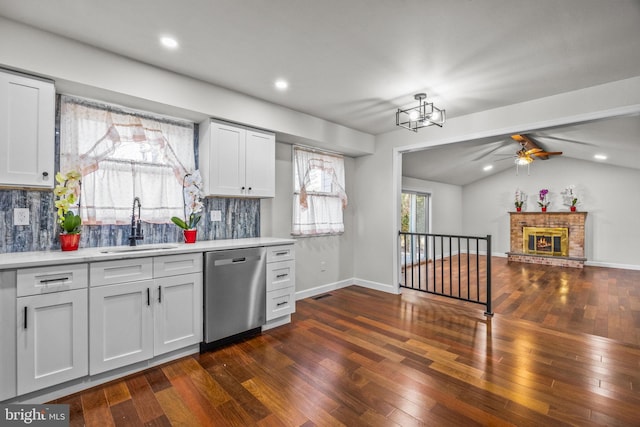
<box><xmin>59</xmin><ymin>95</ymin><xmax>195</xmax><ymax>224</ymax></box>
<box><xmin>292</xmin><ymin>146</ymin><xmax>347</xmax><ymax>236</ymax></box>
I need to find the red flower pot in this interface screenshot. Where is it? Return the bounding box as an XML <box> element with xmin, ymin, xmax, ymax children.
<box><xmin>60</xmin><ymin>233</ymin><xmax>80</xmax><ymax>251</ymax></box>
<box><xmin>541</xmin><ymin>207</ymin><xmax>547</xmax><ymax>212</ymax></box>
<box><xmin>570</xmin><ymin>206</ymin><xmax>576</xmax><ymax>212</ymax></box>
<box><xmin>183</xmin><ymin>229</ymin><xmax>197</xmax><ymax>244</ymax></box>
<box><xmin>516</xmin><ymin>207</ymin><xmax>522</xmax><ymax>212</ymax></box>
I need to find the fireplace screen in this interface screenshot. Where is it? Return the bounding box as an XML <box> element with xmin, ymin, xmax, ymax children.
<box><xmin>522</xmin><ymin>227</ymin><xmax>569</xmax><ymax>257</ymax></box>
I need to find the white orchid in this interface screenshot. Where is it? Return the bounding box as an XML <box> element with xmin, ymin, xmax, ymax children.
<box><xmin>171</xmin><ymin>170</ymin><xmax>204</xmax><ymax>230</ymax></box>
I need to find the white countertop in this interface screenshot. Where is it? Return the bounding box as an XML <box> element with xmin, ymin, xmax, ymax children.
<box><xmin>0</xmin><ymin>237</ymin><xmax>295</xmax><ymax>269</ymax></box>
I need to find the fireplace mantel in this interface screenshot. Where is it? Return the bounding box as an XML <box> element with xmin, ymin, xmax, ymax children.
<box><xmin>508</xmin><ymin>211</ymin><xmax>587</xmax><ymax>268</ymax></box>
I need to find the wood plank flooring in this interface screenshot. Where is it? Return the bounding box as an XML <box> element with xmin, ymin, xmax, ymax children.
<box><xmin>403</xmin><ymin>256</ymin><xmax>640</xmax><ymax>347</ymax></box>
<box><xmin>51</xmin><ymin>262</ymin><xmax>640</xmax><ymax>426</ymax></box>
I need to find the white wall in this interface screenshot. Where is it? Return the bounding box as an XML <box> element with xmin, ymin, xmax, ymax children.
<box><xmin>462</xmin><ymin>157</ymin><xmax>640</xmax><ymax>267</ymax></box>
<box><xmin>261</xmin><ymin>143</ymin><xmax>355</xmax><ymax>293</ymax></box>
<box><xmin>355</xmin><ymin>76</ymin><xmax>640</xmax><ymax>289</ymax></box>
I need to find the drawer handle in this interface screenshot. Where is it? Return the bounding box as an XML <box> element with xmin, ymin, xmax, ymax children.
<box><xmin>275</xmin><ymin>251</ymin><xmax>288</xmax><ymax>256</ymax></box>
<box><xmin>232</xmin><ymin>257</ymin><xmax>246</xmax><ymax>263</ymax></box>
<box><xmin>158</xmin><ymin>286</ymin><xmax>162</xmax><ymax>303</ymax></box>
<box><xmin>24</xmin><ymin>306</ymin><xmax>28</xmax><ymax>329</ymax></box>
<box><xmin>276</xmin><ymin>301</ymin><xmax>288</xmax><ymax>307</ymax></box>
<box><xmin>276</xmin><ymin>273</ymin><xmax>289</xmax><ymax>279</ymax></box>
<box><xmin>39</xmin><ymin>277</ymin><xmax>70</xmax><ymax>284</ymax></box>
<box><xmin>147</xmin><ymin>288</ymin><xmax>150</xmax><ymax>306</ymax></box>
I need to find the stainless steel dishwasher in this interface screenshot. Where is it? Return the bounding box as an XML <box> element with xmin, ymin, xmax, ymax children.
<box><xmin>202</xmin><ymin>247</ymin><xmax>266</xmax><ymax>347</ymax></box>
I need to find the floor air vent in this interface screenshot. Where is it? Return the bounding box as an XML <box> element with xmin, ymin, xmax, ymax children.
<box><xmin>312</xmin><ymin>293</ymin><xmax>333</xmax><ymax>300</ymax></box>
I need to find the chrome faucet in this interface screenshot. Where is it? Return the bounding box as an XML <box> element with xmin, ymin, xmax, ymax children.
<box><xmin>129</xmin><ymin>197</ymin><xmax>144</xmax><ymax>246</ymax></box>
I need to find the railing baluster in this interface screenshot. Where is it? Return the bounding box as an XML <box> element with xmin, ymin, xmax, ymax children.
<box><xmin>457</xmin><ymin>236</ymin><xmax>461</xmax><ymax>299</ymax></box>
<box><xmin>417</xmin><ymin>234</ymin><xmax>422</xmax><ymax>290</ymax></box>
<box><xmin>467</xmin><ymin>237</ymin><xmax>471</xmax><ymax>304</ymax></box>
<box><xmin>476</xmin><ymin>238</ymin><xmax>480</xmax><ymax>303</ymax></box>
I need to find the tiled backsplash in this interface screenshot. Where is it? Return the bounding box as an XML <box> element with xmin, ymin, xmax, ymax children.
<box><xmin>0</xmin><ymin>189</ymin><xmax>260</xmax><ymax>253</ymax></box>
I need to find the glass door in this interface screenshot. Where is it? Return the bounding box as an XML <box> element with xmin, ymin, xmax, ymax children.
<box><xmin>400</xmin><ymin>191</ymin><xmax>430</xmax><ymax>266</ymax></box>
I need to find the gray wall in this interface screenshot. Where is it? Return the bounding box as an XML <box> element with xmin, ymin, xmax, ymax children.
<box><xmin>261</xmin><ymin>142</ymin><xmax>355</xmax><ymax>294</ymax></box>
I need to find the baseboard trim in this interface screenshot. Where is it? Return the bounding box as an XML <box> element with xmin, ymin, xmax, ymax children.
<box><xmin>295</xmin><ymin>277</ymin><xmax>400</xmax><ymax>300</ymax></box>
<box><xmin>352</xmin><ymin>278</ymin><xmax>399</xmax><ymax>294</ymax></box>
<box><xmin>295</xmin><ymin>279</ymin><xmax>353</xmax><ymax>300</ymax></box>
<box><xmin>584</xmin><ymin>260</ymin><xmax>640</xmax><ymax>271</ymax></box>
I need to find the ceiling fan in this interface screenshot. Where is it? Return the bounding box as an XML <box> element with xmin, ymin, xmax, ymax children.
<box><xmin>511</xmin><ymin>134</ymin><xmax>563</xmax><ymax>164</ymax></box>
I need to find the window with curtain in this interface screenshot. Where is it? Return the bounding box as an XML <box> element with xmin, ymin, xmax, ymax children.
<box><xmin>59</xmin><ymin>95</ymin><xmax>196</xmax><ymax>224</ymax></box>
<box><xmin>292</xmin><ymin>146</ymin><xmax>347</xmax><ymax>236</ymax></box>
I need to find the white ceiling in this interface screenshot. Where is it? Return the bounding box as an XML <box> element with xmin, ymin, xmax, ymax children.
<box><xmin>1</xmin><ymin>0</ymin><xmax>639</xmax><ymax>184</ymax></box>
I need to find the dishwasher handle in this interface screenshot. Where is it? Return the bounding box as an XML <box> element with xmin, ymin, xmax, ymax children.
<box><xmin>213</xmin><ymin>255</ymin><xmax>261</xmax><ymax>266</ymax></box>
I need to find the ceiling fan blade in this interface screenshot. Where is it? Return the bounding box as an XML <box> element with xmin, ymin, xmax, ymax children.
<box><xmin>471</xmin><ymin>140</ymin><xmax>512</xmax><ymax>161</ymax></box>
<box><xmin>531</xmin><ymin>150</ymin><xmax>563</xmax><ymax>160</ymax></box>
<box><xmin>525</xmin><ymin>147</ymin><xmax>543</xmax><ymax>155</ymax></box>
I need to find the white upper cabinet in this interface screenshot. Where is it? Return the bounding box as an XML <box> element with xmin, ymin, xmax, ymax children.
<box><xmin>0</xmin><ymin>70</ymin><xmax>55</xmax><ymax>188</ymax></box>
<box><xmin>199</xmin><ymin>120</ymin><xmax>275</xmax><ymax>198</ymax></box>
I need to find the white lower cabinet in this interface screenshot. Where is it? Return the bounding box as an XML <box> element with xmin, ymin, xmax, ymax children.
<box><xmin>265</xmin><ymin>245</ymin><xmax>296</xmax><ymax>322</ymax></box>
<box><xmin>89</xmin><ymin>254</ymin><xmax>202</xmax><ymax>375</ymax></box>
<box><xmin>89</xmin><ymin>280</ymin><xmax>154</xmax><ymax>375</ymax></box>
<box><xmin>17</xmin><ymin>287</ymin><xmax>89</xmax><ymax>395</ymax></box>
<box><xmin>154</xmin><ymin>273</ymin><xmax>202</xmax><ymax>355</ymax></box>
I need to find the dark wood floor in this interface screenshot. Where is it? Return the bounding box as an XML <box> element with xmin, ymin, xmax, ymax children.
<box><xmin>52</xmin><ymin>261</ymin><xmax>640</xmax><ymax>426</ymax></box>
<box><xmin>403</xmin><ymin>256</ymin><xmax>640</xmax><ymax>347</ymax></box>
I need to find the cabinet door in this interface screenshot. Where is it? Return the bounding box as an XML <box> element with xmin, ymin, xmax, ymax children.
<box><xmin>210</xmin><ymin>123</ymin><xmax>246</xmax><ymax>196</ymax></box>
<box><xmin>89</xmin><ymin>280</ymin><xmax>154</xmax><ymax>375</ymax></box>
<box><xmin>0</xmin><ymin>71</ymin><xmax>54</xmax><ymax>188</ymax></box>
<box><xmin>0</xmin><ymin>271</ymin><xmax>17</xmax><ymax>401</ymax></box>
<box><xmin>154</xmin><ymin>273</ymin><xmax>202</xmax><ymax>355</ymax></box>
<box><xmin>17</xmin><ymin>289</ymin><xmax>88</xmax><ymax>395</ymax></box>
<box><xmin>245</xmin><ymin>130</ymin><xmax>275</xmax><ymax>197</ymax></box>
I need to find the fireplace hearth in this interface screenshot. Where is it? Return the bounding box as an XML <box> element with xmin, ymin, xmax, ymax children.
<box><xmin>508</xmin><ymin>212</ymin><xmax>587</xmax><ymax>268</ymax></box>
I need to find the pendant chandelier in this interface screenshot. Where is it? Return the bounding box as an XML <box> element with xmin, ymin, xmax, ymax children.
<box><xmin>396</xmin><ymin>93</ymin><xmax>446</xmax><ymax>132</ymax></box>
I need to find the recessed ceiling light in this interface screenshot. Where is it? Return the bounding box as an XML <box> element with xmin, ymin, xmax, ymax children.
<box><xmin>275</xmin><ymin>79</ymin><xmax>288</xmax><ymax>90</ymax></box>
<box><xmin>483</xmin><ymin>165</ymin><xmax>493</xmax><ymax>171</ymax></box>
<box><xmin>160</xmin><ymin>36</ymin><xmax>179</xmax><ymax>49</ymax></box>
<box><xmin>594</xmin><ymin>154</ymin><xmax>607</xmax><ymax>160</ymax></box>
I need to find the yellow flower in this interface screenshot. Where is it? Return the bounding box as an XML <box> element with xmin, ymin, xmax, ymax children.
<box><xmin>53</xmin><ymin>170</ymin><xmax>83</xmax><ymax>232</ymax></box>
<box><xmin>54</xmin><ymin>185</ymin><xmax>67</xmax><ymax>197</ymax></box>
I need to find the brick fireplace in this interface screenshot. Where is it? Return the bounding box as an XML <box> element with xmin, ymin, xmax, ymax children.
<box><xmin>508</xmin><ymin>212</ymin><xmax>587</xmax><ymax>268</ymax></box>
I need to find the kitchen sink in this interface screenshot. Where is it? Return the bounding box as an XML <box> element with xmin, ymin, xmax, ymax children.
<box><xmin>100</xmin><ymin>244</ymin><xmax>179</xmax><ymax>254</ymax></box>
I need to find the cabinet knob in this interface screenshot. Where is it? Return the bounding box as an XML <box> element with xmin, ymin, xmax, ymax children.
<box><xmin>42</xmin><ymin>171</ymin><xmax>49</xmax><ymax>179</ymax></box>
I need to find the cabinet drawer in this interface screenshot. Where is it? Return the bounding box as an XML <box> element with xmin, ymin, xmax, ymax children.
<box><xmin>153</xmin><ymin>253</ymin><xmax>203</xmax><ymax>278</ymax></box>
<box><xmin>90</xmin><ymin>258</ymin><xmax>153</xmax><ymax>287</ymax></box>
<box><xmin>266</xmin><ymin>245</ymin><xmax>295</xmax><ymax>263</ymax></box>
<box><xmin>267</xmin><ymin>260</ymin><xmax>295</xmax><ymax>292</ymax></box>
<box><xmin>17</xmin><ymin>264</ymin><xmax>88</xmax><ymax>297</ymax></box>
<box><xmin>266</xmin><ymin>287</ymin><xmax>295</xmax><ymax>321</ymax></box>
